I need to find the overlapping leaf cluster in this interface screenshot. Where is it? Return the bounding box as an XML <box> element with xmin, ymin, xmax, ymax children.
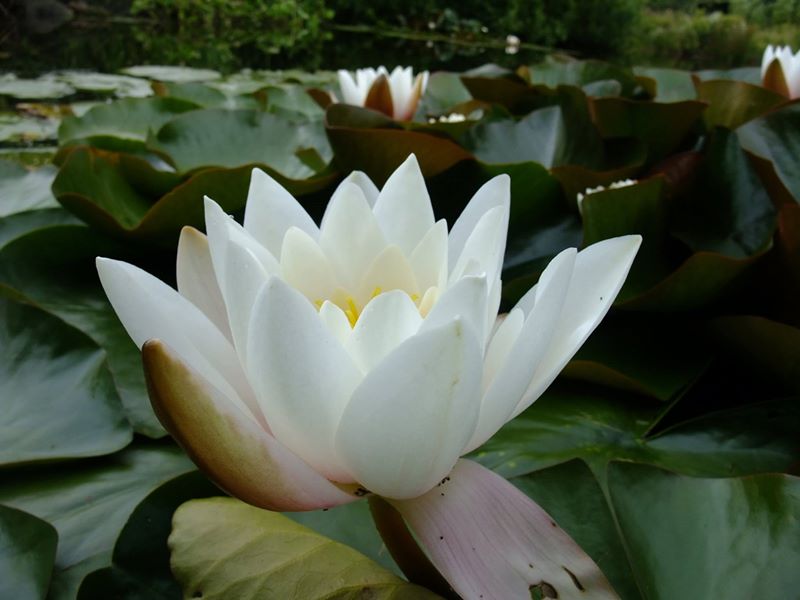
<box><xmin>0</xmin><ymin>58</ymin><xmax>798</xmax><ymax>599</ymax></box>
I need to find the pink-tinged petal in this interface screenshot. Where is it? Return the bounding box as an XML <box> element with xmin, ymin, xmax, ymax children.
<box><xmin>364</xmin><ymin>74</ymin><xmax>395</xmax><ymax>119</ymax></box>
<box><xmin>373</xmin><ymin>155</ymin><xmax>435</xmax><ymax>255</ymax></box>
<box><xmin>176</xmin><ymin>226</ymin><xmax>231</xmax><ymax>342</ymax></box>
<box><xmin>449</xmin><ymin>205</ymin><xmax>508</xmax><ymax>285</ymax></box>
<box><xmin>246</xmin><ymin>277</ymin><xmax>362</xmax><ymax>483</ymax></box>
<box><xmin>242</xmin><ymin>168</ymin><xmax>318</xmax><ymax>258</ymax></box>
<box><xmin>421</xmin><ymin>275</ymin><xmax>488</xmax><ymax>346</ymax></box>
<box><xmin>409</xmin><ymin>220</ymin><xmax>448</xmax><ymax>293</ymax></box>
<box><xmin>143</xmin><ymin>340</ymin><xmax>356</xmax><ymax>511</ymax></box>
<box><xmin>96</xmin><ymin>257</ymin><xmax>261</xmax><ymax>425</ymax></box>
<box><xmin>347</xmin><ymin>290</ymin><xmax>422</xmax><ymax>373</ymax></box>
<box><xmin>511</xmin><ymin>235</ymin><xmax>642</xmax><ymax>420</ymax></box>
<box><xmin>391</xmin><ymin>459</ymin><xmax>618</xmax><ymax>600</ymax></box>
<box><xmin>465</xmin><ymin>248</ymin><xmax>576</xmax><ymax>453</ymax></box>
<box><xmin>448</xmin><ymin>175</ymin><xmax>510</xmax><ymax>272</ymax></box>
<box><xmin>334</xmin><ymin>319</ymin><xmax>482</xmax><ymax>499</ymax></box>
<box><xmin>319</xmin><ymin>182</ymin><xmax>387</xmax><ymax>289</ymax></box>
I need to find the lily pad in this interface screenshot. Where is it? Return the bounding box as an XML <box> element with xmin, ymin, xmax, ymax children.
<box><xmin>526</xmin><ymin>57</ymin><xmax>640</xmax><ymax>97</ymax></box>
<box><xmin>0</xmin><ymin>113</ymin><xmax>59</xmax><ymax>144</ymax></box>
<box><xmin>633</xmin><ymin>67</ymin><xmax>696</xmax><ymax>102</ymax></box>
<box><xmin>0</xmin><ymin>161</ymin><xmax>58</xmax><ymax>217</ymax></box>
<box><xmin>152</xmin><ymin>81</ymin><xmax>259</xmax><ymax>110</ymax></box>
<box><xmin>120</xmin><ymin>66</ymin><xmax>221</xmax><ymax>84</ymax></box>
<box><xmin>0</xmin><ymin>297</ymin><xmax>131</xmax><ymax>466</ymax></box>
<box><xmin>148</xmin><ymin>109</ymin><xmax>331</xmax><ymax>178</ymax></box>
<box><xmin>0</xmin><ymin>75</ymin><xmax>74</xmax><ymax>100</ymax></box>
<box><xmin>0</xmin><ymin>505</ymin><xmax>58</xmax><ymax>600</ymax></box>
<box><xmin>695</xmin><ymin>79</ymin><xmax>785</xmax><ymax>130</ymax></box>
<box><xmin>169</xmin><ymin>497</ymin><xmax>441</xmax><ymax>599</ymax></box>
<box><xmin>55</xmin><ymin>72</ymin><xmax>153</xmax><ymax>98</ymax></box>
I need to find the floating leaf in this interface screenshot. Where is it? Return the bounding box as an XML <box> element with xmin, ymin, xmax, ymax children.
<box><xmin>0</xmin><ymin>297</ymin><xmax>131</xmax><ymax>466</ymax></box>
<box><xmin>0</xmin><ymin>505</ymin><xmax>58</xmax><ymax>600</ymax></box>
<box><xmin>0</xmin><ymin>113</ymin><xmax>59</xmax><ymax>144</ymax></box>
<box><xmin>55</xmin><ymin>72</ymin><xmax>153</xmax><ymax>98</ymax></box>
<box><xmin>633</xmin><ymin>67</ymin><xmax>696</xmax><ymax>102</ymax></box>
<box><xmin>0</xmin><ymin>161</ymin><xmax>58</xmax><ymax>217</ymax></box>
<box><xmin>0</xmin><ymin>74</ymin><xmax>74</xmax><ymax>100</ymax></box>
<box><xmin>120</xmin><ymin>66</ymin><xmax>221</xmax><ymax>83</ymax></box>
<box><xmin>696</xmin><ymin>79</ymin><xmax>784</xmax><ymax>130</ymax></box>
<box><xmin>169</xmin><ymin>497</ymin><xmax>441</xmax><ymax>600</ymax></box>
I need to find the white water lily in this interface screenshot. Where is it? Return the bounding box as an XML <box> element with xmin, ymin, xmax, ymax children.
<box><xmin>98</xmin><ymin>155</ymin><xmax>638</xmax><ymax>599</ymax></box>
<box><xmin>337</xmin><ymin>66</ymin><xmax>429</xmax><ymax>120</ymax></box>
<box><xmin>761</xmin><ymin>44</ymin><xmax>800</xmax><ymax>98</ymax></box>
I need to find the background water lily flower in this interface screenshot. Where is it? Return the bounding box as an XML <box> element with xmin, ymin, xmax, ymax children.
<box><xmin>97</xmin><ymin>155</ymin><xmax>639</xmax><ymax>599</ymax></box>
<box><xmin>761</xmin><ymin>44</ymin><xmax>800</xmax><ymax>98</ymax></box>
<box><xmin>337</xmin><ymin>66</ymin><xmax>429</xmax><ymax>120</ymax></box>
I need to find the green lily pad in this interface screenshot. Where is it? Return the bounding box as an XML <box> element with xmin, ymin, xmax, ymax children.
<box><xmin>526</xmin><ymin>57</ymin><xmax>640</xmax><ymax>97</ymax></box>
<box><xmin>607</xmin><ymin>463</ymin><xmax>800</xmax><ymax>599</ymax></box>
<box><xmin>0</xmin><ymin>223</ymin><xmax>162</xmax><ymax>436</ymax></box>
<box><xmin>696</xmin><ymin>79</ymin><xmax>785</xmax><ymax>130</ymax></box>
<box><xmin>421</xmin><ymin>72</ymin><xmax>472</xmax><ymax>115</ymax></box>
<box><xmin>0</xmin><ymin>113</ymin><xmax>59</xmax><ymax>144</ymax></box>
<box><xmin>693</xmin><ymin>67</ymin><xmax>761</xmax><ymax>84</ymax></box>
<box><xmin>473</xmin><ymin>382</ymin><xmax>799</xmax><ymax>479</ymax></box>
<box><xmin>59</xmin><ymin>97</ymin><xmax>199</xmax><ymax>152</ymax></box>
<box><xmin>591</xmin><ymin>97</ymin><xmax>706</xmax><ymax>164</ymax></box>
<box><xmin>148</xmin><ymin>109</ymin><xmax>331</xmax><ymax>178</ymax></box>
<box><xmin>737</xmin><ymin>100</ymin><xmax>800</xmax><ymax>203</ymax></box>
<box><xmin>0</xmin><ymin>297</ymin><xmax>131</xmax><ymax>466</ymax></box>
<box><xmin>0</xmin><ymin>161</ymin><xmax>58</xmax><ymax>217</ymax></box>
<box><xmin>0</xmin><ymin>505</ymin><xmax>58</xmax><ymax>600</ymax></box>
<box><xmin>120</xmin><ymin>66</ymin><xmax>221</xmax><ymax>83</ymax></box>
<box><xmin>152</xmin><ymin>81</ymin><xmax>259</xmax><ymax>110</ymax></box>
<box><xmin>633</xmin><ymin>67</ymin><xmax>696</xmax><ymax>102</ymax></box>
<box><xmin>0</xmin><ymin>75</ymin><xmax>74</xmax><ymax>100</ymax></box>
<box><xmin>671</xmin><ymin>128</ymin><xmax>776</xmax><ymax>258</ymax></box>
<box><xmin>0</xmin><ymin>443</ymin><xmax>193</xmax><ymax>572</ymax></box>
<box><xmin>169</xmin><ymin>497</ymin><xmax>441</xmax><ymax>600</ymax></box>
<box><xmin>55</xmin><ymin>72</ymin><xmax>153</xmax><ymax>98</ymax></box>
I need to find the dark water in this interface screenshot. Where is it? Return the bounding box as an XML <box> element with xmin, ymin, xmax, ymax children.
<box><xmin>1</xmin><ymin>18</ymin><xmax>546</xmax><ymax>76</ymax></box>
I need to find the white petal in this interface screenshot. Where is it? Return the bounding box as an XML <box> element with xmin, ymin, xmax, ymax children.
<box><xmin>466</xmin><ymin>248</ymin><xmax>576</xmax><ymax>452</ymax></box>
<box><xmin>346</xmin><ymin>290</ymin><xmax>422</xmax><ymax>373</ymax></box>
<box><xmin>319</xmin><ymin>182</ymin><xmax>387</xmax><ymax>289</ymax></box>
<box><xmin>96</xmin><ymin>257</ymin><xmax>262</xmax><ymax>425</ymax></box>
<box><xmin>373</xmin><ymin>155</ymin><xmax>435</xmax><ymax>255</ymax></box>
<box><xmin>319</xmin><ymin>301</ymin><xmax>351</xmax><ymax>346</ymax></box>
<box><xmin>355</xmin><ymin>244</ymin><xmax>419</xmax><ymax>306</ymax></box>
<box><xmin>246</xmin><ymin>277</ymin><xmax>362</xmax><ymax>482</ymax></box>
<box><xmin>512</xmin><ymin>235</ymin><xmax>642</xmax><ymax>419</ymax></box>
<box><xmin>280</xmin><ymin>226</ymin><xmax>340</xmax><ymax>303</ymax></box>
<box><xmin>323</xmin><ymin>172</ymin><xmax>380</xmax><ymax>230</ymax></box>
<box><xmin>337</xmin><ymin>70</ymin><xmax>364</xmax><ymax>105</ymax></box>
<box><xmin>449</xmin><ymin>205</ymin><xmax>508</xmax><ymax>284</ymax></box>
<box><xmin>334</xmin><ymin>319</ymin><xmax>482</xmax><ymax>499</ymax></box>
<box><xmin>409</xmin><ymin>220</ymin><xmax>448</xmax><ymax>292</ymax></box>
<box><xmin>391</xmin><ymin>460</ymin><xmax>618</xmax><ymax>600</ymax></box>
<box><xmin>482</xmin><ymin>308</ymin><xmax>525</xmax><ymax>392</ymax></box>
<box><xmin>176</xmin><ymin>226</ymin><xmax>231</xmax><ymax>342</ymax></box>
<box><xmin>421</xmin><ymin>275</ymin><xmax>489</xmax><ymax>346</ymax></box>
<box><xmin>448</xmin><ymin>175</ymin><xmax>510</xmax><ymax>272</ymax></box>
<box><xmin>242</xmin><ymin>168</ymin><xmax>318</xmax><ymax>259</ymax></box>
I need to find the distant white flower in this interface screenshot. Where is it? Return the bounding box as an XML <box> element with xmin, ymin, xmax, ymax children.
<box><xmin>427</xmin><ymin>113</ymin><xmax>467</xmax><ymax>124</ymax></box>
<box><xmin>337</xmin><ymin>66</ymin><xmax>429</xmax><ymax>121</ymax></box>
<box><xmin>577</xmin><ymin>179</ymin><xmax>637</xmax><ymax>215</ymax></box>
<box><xmin>506</xmin><ymin>34</ymin><xmax>521</xmax><ymax>55</ymax></box>
<box><xmin>761</xmin><ymin>45</ymin><xmax>800</xmax><ymax>98</ymax></box>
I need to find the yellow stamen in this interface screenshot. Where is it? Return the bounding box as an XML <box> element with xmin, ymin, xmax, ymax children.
<box><xmin>345</xmin><ymin>297</ymin><xmax>360</xmax><ymax>327</ymax></box>
<box><xmin>314</xmin><ymin>299</ymin><xmax>324</xmax><ymax>310</ymax></box>
<box><xmin>370</xmin><ymin>287</ymin><xmax>383</xmax><ymax>299</ymax></box>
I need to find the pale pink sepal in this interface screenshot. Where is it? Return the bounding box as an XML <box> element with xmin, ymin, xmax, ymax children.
<box><xmin>390</xmin><ymin>460</ymin><xmax>618</xmax><ymax>600</ymax></box>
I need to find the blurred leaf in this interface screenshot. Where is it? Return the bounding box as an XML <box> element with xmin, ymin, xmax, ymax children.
<box><xmin>607</xmin><ymin>463</ymin><xmax>800</xmax><ymax>599</ymax></box>
<box><xmin>0</xmin><ymin>224</ymin><xmax>163</xmax><ymax>436</ymax></box>
<box><xmin>474</xmin><ymin>382</ymin><xmax>798</xmax><ymax>479</ymax></box>
<box><xmin>148</xmin><ymin>109</ymin><xmax>331</xmax><ymax>177</ymax></box>
<box><xmin>696</xmin><ymin>79</ymin><xmax>784</xmax><ymax>130</ymax></box>
<box><xmin>0</xmin><ymin>113</ymin><xmax>58</xmax><ymax>144</ymax></box>
<box><xmin>0</xmin><ymin>297</ymin><xmax>131</xmax><ymax>466</ymax></box>
<box><xmin>591</xmin><ymin>98</ymin><xmax>705</xmax><ymax>163</ymax></box>
<box><xmin>693</xmin><ymin>67</ymin><xmax>761</xmax><ymax>84</ymax></box>
<box><xmin>633</xmin><ymin>67</ymin><xmax>696</xmax><ymax>102</ymax></box>
<box><xmin>59</xmin><ymin>98</ymin><xmax>198</xmax><ymax>152</ymax></box>
<box><xmin>710</xmin><ymin>316</ymin><xmax>800</xmax><ymax>394</ymax></box>
<box><xmin>0</xmin><ymin>505</ymin><xmax>57</xmax><ymax>600</ymax></box>
<box><xmin>672</xmin><ymin>128</ymin><xmax>776</xmax><ymax>258</ymax></box>
<box><xmin>738</xmin><ymin>101</ymin><xmax>800</xmax><ymax>202</ymax></box>
<box><xmin>0</xmin><ymin>161</ymin><xmax>58</xmax><ymax>217</ymax></box>
<box><xmin>420</xmin><ymin>72</ymin><xmax>472</xmax><ymax>115</ymax></box>
<box><xmin>465</xmin><ymin>103</ymin><xmax>604</xmax><ymax>169</ymax></box>
<box><xmin>77</xmin><ymin>472</ymin><xmax>219</xmax><ymax>600</ymax></box>
<box><xmin>263</xmin><ymin>84</ymin><xmax>325</xmax><ymax>119</ymax></box>
<box><xmin>55</xmin><ymin>72</ymin><xmax>153</xmax><ymax>98</ymax></box>
<box><xmin>0</xmin><ymin>443</ymin><xmax>192</xmax><ymax>572</ymax></box>
<box><xmin>153</xmin><ymin>82</ymin><xmax>258</xmax><ymax>110</ymax></box>
<box><xmin>0</xmin><ymin>75</ymin><xmax>74</xmax><ymax>100</ymax></box>
<box><xmin>527</xmin><ymin>58</ymin><xmax>640</xmax><ymax>97</ymax></box>
<box><xmin>120</xmin><ymin>66</ymin><xmax>221</xmax><ymax>83</ymax></box>
<box><xmin>169</xmin><ymin>497</ymin><xmax>441</xmax><ymax>600</ymax></box>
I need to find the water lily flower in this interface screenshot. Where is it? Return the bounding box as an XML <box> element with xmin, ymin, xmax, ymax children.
<box><xmin>576</xmin><ymin>179</ymin><xmax>637</xmax><ymax>215</ymax></box>
<box><xmin>428</xmin><ymin>112</ymin><xmax>467</xmax><ymax>124</ymax></box>
<box><xmin>97</xmin><ymin>155</ymin><xmax>638</xmax><ymax>599</ymax></box>
<box><xmin>761</xmin><ymin>44</ymin><xmax>800</xmax><ymax>98</ymax></box>
<box><xmin>337</xmin><ymin>66</ymin><xmax>429</xmax><ymax>121</ymax></box>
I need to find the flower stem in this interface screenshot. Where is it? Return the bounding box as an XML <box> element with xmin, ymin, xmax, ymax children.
<box><xmin>368</xmin><ymin>495</ymin><xmax>459</xmax><ymax>599</ymax></box>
